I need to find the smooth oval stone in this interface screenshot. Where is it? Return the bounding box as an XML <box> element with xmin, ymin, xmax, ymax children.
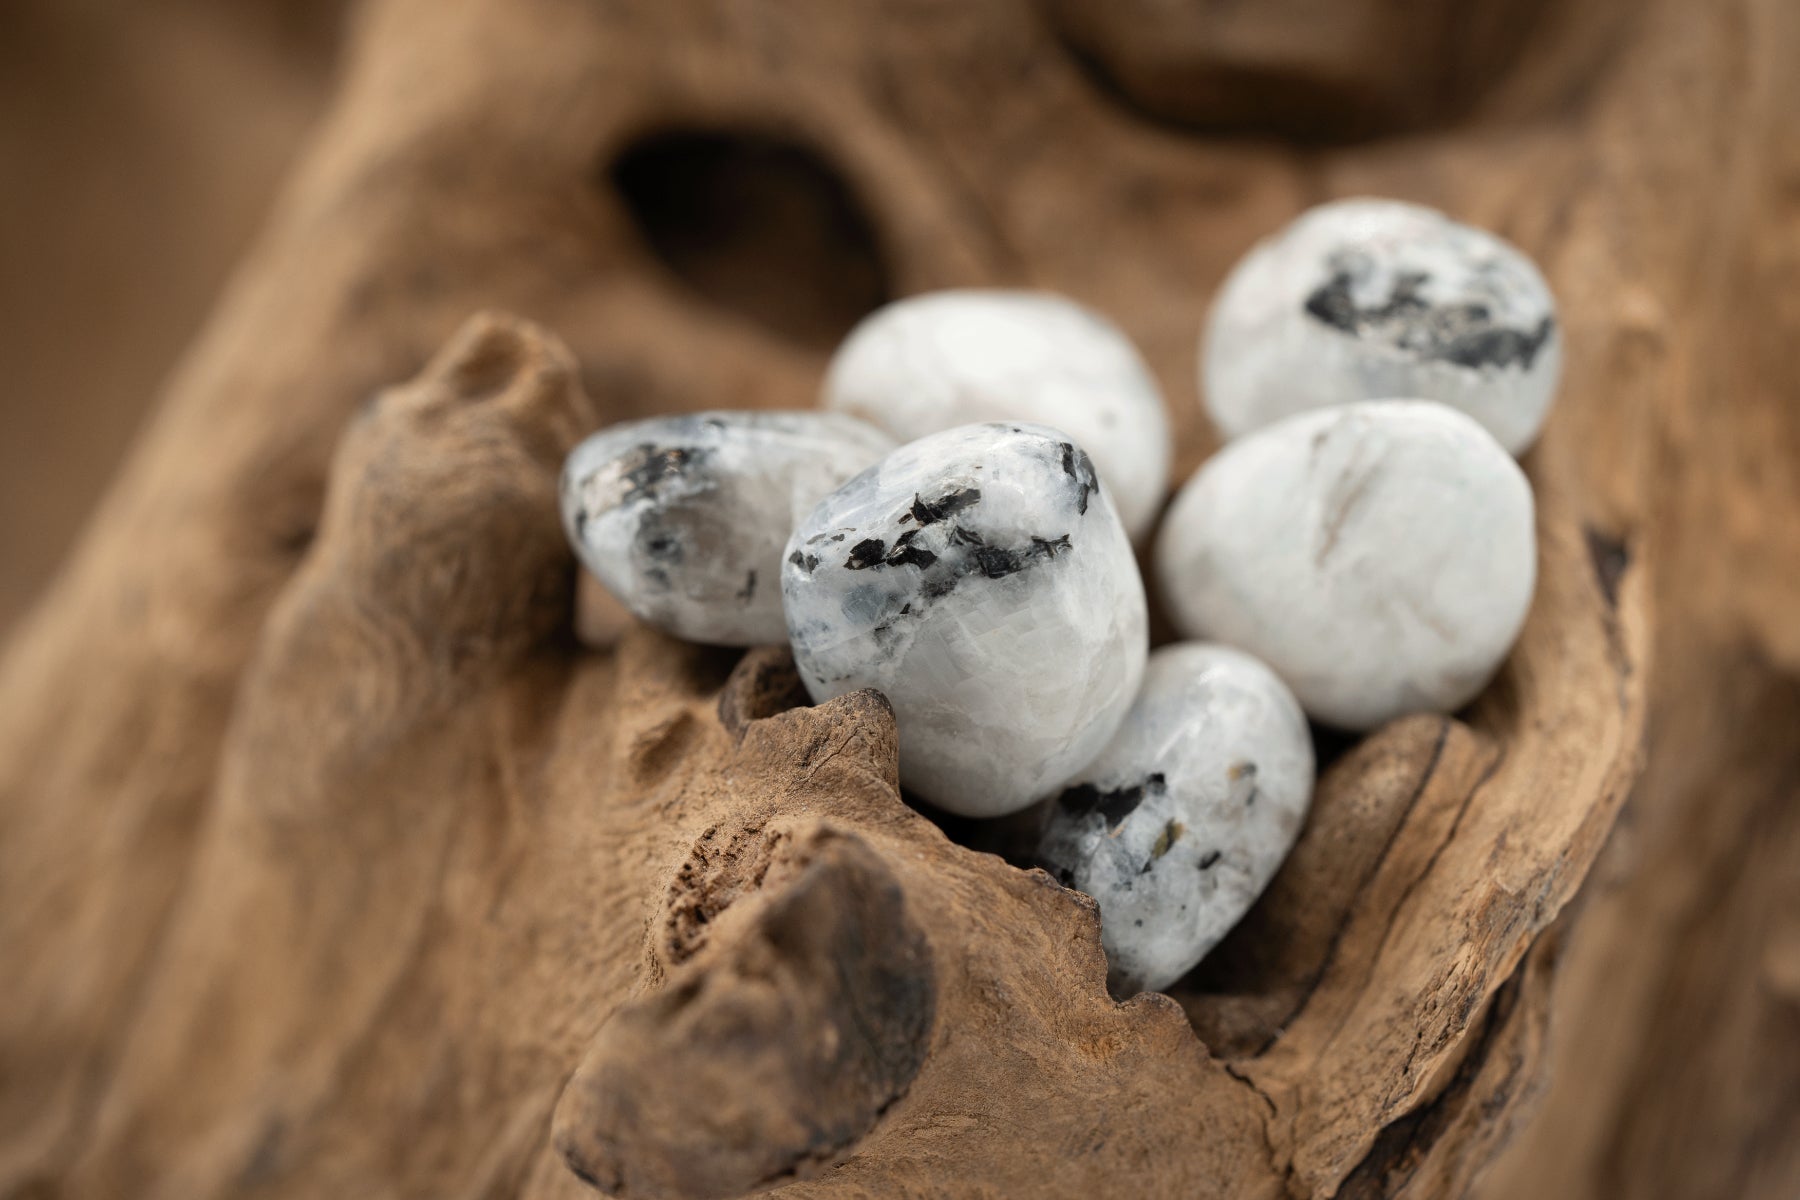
<box><xmin>1202</xmin><ymin>198</ymin><xmax>1561</xmax><ymax>455</ymax></box>
<box><xmin>1037</xmin><ymin>642</ymin><xmax>1314</xmax><ymax>995</ymax></box>
<box><xmin>1155</xmin><ymin>400</ymin><xmax>1535</xmax><ymax>731</ymax></box>
<box><xmin>823</xmin><ymin>290</ymin><xmax>1173</xmax><ymax>541</ymax></box>
<box><xmin>783</xmin><ymin>422</ymin><xmax>1148</xmax><ymax>818</ymax></box>
<box><xmin>562</xmin><ymin>412</ymin><xmax>895</xmax><ymax>646</ymax></box>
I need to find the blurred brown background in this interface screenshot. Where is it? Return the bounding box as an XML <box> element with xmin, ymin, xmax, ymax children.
<box><xmin>0</xmin><ymin>0</ymin><xmax>342</xmax><ymax>630</ymax></box>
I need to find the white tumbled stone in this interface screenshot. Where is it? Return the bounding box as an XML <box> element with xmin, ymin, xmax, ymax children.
<box><xmin>561</xmin><ymin>412</ymin><xmax>895</xmax><ymax>646</ymax></box>
<box><xmin>823</xmin><ymin>290</ymin><xmax>1173</xmax><ymax>540</ymax></box>
<box><xmin>1037</xmin><ymin>642</ymin><xmax>1314</xmax><ymax>995</ymax></box>
<box><xmin>1203</xmin><ymin>198</ymin><xmax>1561</xmax><ymax>455</ymax></box>
<box><xmin>783</xmin><ymin>422</ymin><xmax>1148</xmax><ymax>818</ymax></box>
<box><xmin>1155</xmin><ymin>400</ymin><xmax>1535</xmax><ymax>731</ymax></box>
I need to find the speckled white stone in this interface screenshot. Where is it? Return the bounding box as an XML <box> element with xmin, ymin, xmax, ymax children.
<box><xmin>561</xmin><ymin>412</ymin><xmax>895</xmax><ymax>646</ymax></box>
<box><xmin>1203</xmin><ymin>198</ymin><xmax>1561</xmax><ymax>455</ymax></box>
<box><xmin>1155</xmin><ymin>400</ymin><xmax>1536</xmax><ymax>731</ymax></box>
<box><xmin>783</xmin><ymin>422</ymin><xmax>1148</xmax><ymax>818</ymax></box>
<box><xmin>1037</xmin><ymin>642</ymin><xmax>1314</xmax><ymax>995</ymax></box>
<box><xmin>823</xmin><ymin>290</ymin><xmax>1173</xmax><ymax>540</ymax></box>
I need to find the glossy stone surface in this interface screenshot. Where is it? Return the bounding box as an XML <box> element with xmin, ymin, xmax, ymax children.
<box><xmin>1203</xmin><ymin>198</ymin><xmax>1561</xmax><ymax>455</ymax></box>
<box><xmin>562</xmin><ymin>412</ymin><xmax>895</xmax><ymax>646</ymax></box>
<box><xmin>1037</xmin><ymin>642</ymin><xmax>1314</xmax><ymax>995</ymax></box>
<box><xmin>823</xmin><ymin>290</ymin><xmax>1172</xmax><ymax>540</ymax></box>
<box><xmin>1155</xmin><ymin>400</ymin><xmax>1535</xmax><ymax>731</ymax></box>
<box><xmin>783</xmin><ymin>422</ymin><xmax>1148</xmax><ymax>818</ymax></box>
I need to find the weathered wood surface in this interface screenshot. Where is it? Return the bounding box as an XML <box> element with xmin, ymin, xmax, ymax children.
<box><xmin>0</xmin><ymin>0</ymin><xmax>1793</xmax><ymax>1196</ymax></box>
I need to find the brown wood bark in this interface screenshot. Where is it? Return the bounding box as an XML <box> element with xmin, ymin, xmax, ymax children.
<box><xmin>0</xmin><ymin>0</ymin><xmax>1792</xmax><ymax>1197</ymax></box>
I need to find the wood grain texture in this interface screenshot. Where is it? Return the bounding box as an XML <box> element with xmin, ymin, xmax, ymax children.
<box><xmin>0</xmin><ymin>0</ymin><xmax>1791</xmax><ymax>1196</ymax></box>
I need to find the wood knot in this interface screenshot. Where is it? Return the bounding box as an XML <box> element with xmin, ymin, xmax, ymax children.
<box><xmin>554</xmin><ymin>827</ymin><xmax>935</xmax><ymax>1199</ymax></box>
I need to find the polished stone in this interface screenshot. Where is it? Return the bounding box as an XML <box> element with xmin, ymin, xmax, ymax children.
<box><xmin>562</xmin><ymin>411</ymin><xmax>895</xmax><ymax>646</ymax></box>
<box><xmin>824</xmin><ymin>290</ymin><xmax>1172</xmax><ymax>540</ymax></box>
<box><xmin>1203</xmin><ymin>198</ymin><xmax>1561</xmax><ymax>455</ymax></box>
<box><xmin>783</xmin><ymin>422</ymin><xmax>1148</xmax><ymax>818</ymax></box>
<box><xmin>1037</xmin><ymin>642</ymin><xmax>1314</xmax><ymax>995</ymax></box>
<box><xmin>1156</xmin><ymin>400</ymin><xmax>1536</xmax><ymax>730</ymax></box>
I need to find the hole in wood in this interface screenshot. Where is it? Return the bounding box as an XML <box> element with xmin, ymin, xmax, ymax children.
<box><xmin>608</xmin><ymin>128</ymin><xmax>893</xmax><ymax>349</ymax></box>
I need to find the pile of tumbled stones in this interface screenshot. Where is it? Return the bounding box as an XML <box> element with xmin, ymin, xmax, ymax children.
<box><xmin>561</xmin><ymin>198</ymin><xmax>1558</xmax><ymax>996</ymax></box>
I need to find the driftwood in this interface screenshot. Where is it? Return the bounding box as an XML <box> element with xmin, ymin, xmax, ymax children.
<box><xmin>0</xmin><ymin>0</ymin><xmax>1793</xmax><ymax>1197</ymax></box>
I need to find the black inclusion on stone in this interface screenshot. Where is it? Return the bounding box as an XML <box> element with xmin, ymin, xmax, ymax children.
<box><xmin>845</xmin><ymin>538</ymin><xmax>888</xmax><ymax>569</ymax></box>
<box><xmin>884</xmin><ymin>531</ymin><xmax>939</xmax><ymax>569</ymax></box>
<box><xmin>1304</xmin><ymin>269</ymin><xmax>1389</xmax><ymax>334</ymax></box>
<box><xmin>921</xmin><ymin>575</ymin><xmax>959</xmax><ymax>601</ymax></box>
<box><xmin>641</xmin><ymin>532</ymin><xmax>683</xmax><ymax>563</ymax></box>
<box><xmin>1440</xmin><ymin>316</ymin><xmax>1555</xmax><ymax>371</ymax></box>
<box><xmin>971</xmin><ymin>545</ymin><xmax>1022</xmax><ymax>578</ymax></box>
<box><xmin>910</xmin><ymin>487</ymin><xmax>982</xmax><ymax>525</ymax></box>
<box><xmin>967</xmin><ymin>532</ymin><xmax>1071</xmax><ymax>579</ymax></box>
<box><xmin>1058</xmin><ymin>442</ymin><xmax>1097</xmax><ymax>515</ymax></box>
<box><xmin>1303</xmin><ymin>266</ymin><xmax>1554</xmax><ymax>371</ymax></box>
<box><xmin>1198</xmin><ymin>850</ymin><xmax>1222</xmax><ymax>870</ymax></box>
<box><xmin>844</xmin><ymin>529</ymin><xmax>939</xmax><ymax>571</ymax></box>
<box><xmin>869</xmin><ymin>601</ymin><xmax>916</xmax><ymax>653</ymax></box>
<box><xmin>637</xmin><ymin>516</ymin><xmax>682</xmax><ymax>591</ymax></box>
<box><xmin>1058</xmin><ymin>772</ymin><xmax>1167</xmax><ymax>831</ymax></box>
<box><xmin>620</xmin><ymin>444</ymin><xmax>704</xmax><ymax>504</ymax></box>
<box><xmin>787</xmin><ymin>549</ymin><xmax>819</xmax><ymax>573</ymax></box>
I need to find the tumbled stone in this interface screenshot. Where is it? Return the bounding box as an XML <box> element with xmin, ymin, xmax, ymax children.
<box><xmin>1037</xmin><ymin>642</ymin><xmax>1314</xmax><ymax>995</ymax></box>
<box><xmin>823</xmin><ymin>290</ymin><xmax>1172</xmax><ymax>540</ymax></box>
<box><xmin>783</xmin><ymin>422</ymin><xmax>1148</xmax><ymax>818</ymax></box>
<box><xmin>1155</xmin><ymin>400</ymin><xmax>1535</xmax><ymax>731</ymax></box>
<box><xmin>562</xmin><ymin>412</ymin><xmax>895</xmax><ymax>646</ymax></box>
<box><xmin>1203</xmin><ymin>198</ymin><xmax>1561</xmax><ymax>455</ymax></box>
